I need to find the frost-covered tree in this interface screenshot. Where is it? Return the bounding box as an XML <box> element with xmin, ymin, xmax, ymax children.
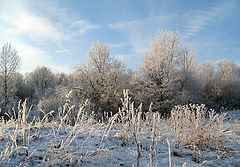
<box><xmin>174</xmin><ymin>48</ymin><xmax>203</xmax><ymax>104</ymax></box>
<box><xmin>74</xmin><ymin>41</ymin><xmax>130</xmax><ymax>115</ymax></box>
<box><xmin>196</xmin><ymin>62</ymin><xmax>220</xmax><ymax>108</ymax></box>
<box><xmin>133</xmin><ymin>31</ymin><xmax>198</xmax><ymax>114</ymax></box>
<box><xmin>215</xmin><ymin>60</ymin><xmax>240</xmax><ymax>108</ymax></box>
<box><xmin>198</xmin><ymin>62</ymin><xmax>215</xmax><ymax>85</ymax></box>
<box><xmin>0</xmin><ymin>43</ymin><xmax>21</xmax><ymax>106</ymax></box>
<box><xmin>216</xmin><ymin>60</ymin><xmax>240</xmax><ymax>82</ymax></box>
<box><xmin>14</xmin><ymin>73</ymin><xmax>35</xmax><ymax>101</ymax></box>
<box><xmin>140</xmin><ymin>31</ymin><xmax>181</xmax><ymax>85</ymax></box>
<box><xmin>54</xmin><ymin>72</ymin><xmax>69</xmax><ymax>87</ymax></box>
<box><xmin>26</xmin><ymin>66</ymin><xmax>55</xmax><ymax>98</ymax></box>
<box><xmin>168</xmin><ymin>47</ymin><xmax>201</xmax><ymax>97</ymax></box>
<box><xmin>197</xmin><ymin>60</ymin><xmax>240</xmax><ymax>109</ymax></box>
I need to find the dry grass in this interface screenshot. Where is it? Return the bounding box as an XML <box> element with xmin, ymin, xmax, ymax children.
<box><xmin>171</xmin><ymin>104</ymin><xmax>226</xmax><ymax>150</ymax></box>
<box><xmin>116</xmin><ymin>89</ymin><xmax>163</xmax><ymax>167</ymax></box>
<box><xmin>0</xmin><ymin>100</ymin><xmax>33</xmax><ymax>159</ymax></box>
<box><xmin>0</xmin><ymin>96</ymin><xmax>107</xmax><ymax>166</ymax></box>
<box><xmin>0</xmin><ymin>90</ymin><xmax>235</xmax><ymax>166</ymax></box>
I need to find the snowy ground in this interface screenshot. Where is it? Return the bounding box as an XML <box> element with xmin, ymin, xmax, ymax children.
<box><xmin>0</xmin><ymin>110</ymin><xmax>239</xmax><ymax>167</ymax></box>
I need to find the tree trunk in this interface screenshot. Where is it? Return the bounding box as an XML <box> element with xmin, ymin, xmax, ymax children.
<box><xmin>4</xmin><ymin>79</ymin><xmax>7</xmax><ymax>106</ymax></box>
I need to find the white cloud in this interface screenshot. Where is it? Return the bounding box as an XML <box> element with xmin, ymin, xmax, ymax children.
<box><xmin>55</xmin><ymin>49</ymin><xmax>70</xmax><ymax>54</ymax></box>
<box><xmin>181</xmin><ymin>1</ymin><xmax>236</xmax><ymax>39</ymax></box>
<box><xmin>2</xmin><ymin>10</ymin><xmax>62</xmax><ymax>41</ymax></box>
<box><xmin>109</xmin><ymin>42</ymin><xmax>128</xmax><ymax>49</ymax></box>
<box><xmin>1</xmin><ymin>1</ymin><xmax>101</xmax><ymax>43</ymax></box>
<box><xmin>12</xmin><ymin>42</ymin><xmax>72</xmax><ymax>73</ymax></box>
<box><xmin>0</xmin><ymin>1</ymin><xmax>98</xmax><ymax>73</ymax></box>
<box><xmin>71</xmin><ymin>20</ymin><xmax>101</xmax><ymax>34</ymax></box>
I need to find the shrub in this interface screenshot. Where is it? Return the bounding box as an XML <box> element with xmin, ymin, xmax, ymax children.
<box><xmin>37</xmin><ymin>88</ymin><xmax>96</xmax><ymax>125</ymax></box>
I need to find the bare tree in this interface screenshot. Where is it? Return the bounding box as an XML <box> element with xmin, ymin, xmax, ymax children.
<box><xmin>0</xmin><ymin>43</ymin><xmax>21</xmax><ymax>106</ymax></box>
<box><xmin>26</xmin><ymin>66</ymin><xmax>55</xmax><ymax>98</ymax></box>
<box><xmin>54</xmin><ymin>72</ymin><xmax>69</xmax><ymax>87</ymax></box>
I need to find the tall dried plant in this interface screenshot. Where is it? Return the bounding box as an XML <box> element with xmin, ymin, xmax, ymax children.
<box><xmin>171</xmin><ymin>104</ymin><xmax>226</xmax><ymax>150</ymax></box>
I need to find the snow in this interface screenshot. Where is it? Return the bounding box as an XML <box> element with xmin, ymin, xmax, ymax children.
<box><xmin>0</xmin><ymin>110</ymin><xmax>239</xmax><ymax>167</ymax></box>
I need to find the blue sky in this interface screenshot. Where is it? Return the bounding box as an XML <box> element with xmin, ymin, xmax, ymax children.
<box><xmin>0</xmin><ymin>0</ymin><xmax>239</xmax><ymax>74</ymax></box>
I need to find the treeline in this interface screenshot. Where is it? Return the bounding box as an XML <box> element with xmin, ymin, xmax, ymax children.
<box><xmin>1</xmin><ymin>31</ymin><xmax>240</xmax><ymax>119</ymax></box>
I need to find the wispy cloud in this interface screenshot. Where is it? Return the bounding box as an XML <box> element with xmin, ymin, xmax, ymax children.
<box><xmin>109</xmin><ymin>14</ymin><xmax>177</xmax><ymax>30</ymax></box>
<box><xmin>181</xmin><ymin>1</ymin><xmax>236</xmax><ymax>39</ymax></box>
<box><xmin>109</xmin><ymin>14</ymin><xmax>177</xmax><ymax>56</ymax></box>
<box><xmin>70</xmin><ymin>20</ymin><xmax>101</xmax><ymax>34</ymax></box>
<box><xmin>109</xmin><ymin>20</ymin><xmax>138</xmax><ymax>30</ymax></box>
<box><xmin>109</xmin><ymin>42</ymin><xmax>128</xmax><ymax>49</ymax></box>
<box><xmin>55</xmin><ymin>49</ymin><xmax>70</xmax><ymax>54</ymax></box>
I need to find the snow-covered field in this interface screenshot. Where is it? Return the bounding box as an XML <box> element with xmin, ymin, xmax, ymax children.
<box><xmin>0</xmin><ymin>108</ymin><xmax>239</xmax><ymax>167</ymax></box>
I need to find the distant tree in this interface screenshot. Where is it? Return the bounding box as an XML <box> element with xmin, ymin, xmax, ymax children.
<box><xmin>215</xmin><ymin>60</ymin><xmax>240</xmax><ymax>108</ymax></box>
<box><xmin>198</xmin><ymin>62</ymin><xmax>218</xmax><ymax>101</ymax></box>
<box><xmin>26</xmin><ymin>66</ymin><xmax>55</xmax><ymax>98</ymax></box>
<box><xmin>54</xmin><ymin>72</ymin><xmax>69</xmax><ymax>87</ymax></box>
<box><xmin>198</xmin><ymin>62</ymin><xmax>215</xmax><ymax>86</ymax></box>
<box><xmin>197</xmin><ymin>60</ymin><xmax>240</xmax><ymax>109</ymax></box>
<box><xmin>14</xmin><ymin>73</ymin><xmax>35</xmax><ymax>101</ymax></box>
<box><xmin>176</xmin><ymin>48</ymin><xmax>197</xmax><ymax>88</ymax></box>
<box><xmin>174</xmin><ymin>48</ymin><xmax>203</xmax><ymax>104</ymax></box>
<box><xmin>37</xmin><ymin>86</ymin><xmax>70</xmax><ymax>120</ymax></box>
<box><xmin>216</xmin><ymin>60</ymin><xmax>239</xmax><ymax>82</ymax></box>
<box><xmin>0</xmin><ymin>43</ymin><xmax>21</xmax><ymax>106</ymax></box>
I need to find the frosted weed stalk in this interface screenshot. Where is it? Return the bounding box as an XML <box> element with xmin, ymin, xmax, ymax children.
<box><xmin>117</xmin><ymin>90</ymin><xmax>162</xmax><ymax>167</ymax></box>
<box><xmin>0</xmin><ymin>100</ymin><xmax>33</xmax><ymax>161</ymax></box>
<box><xmin>41</xmin><ymin>98</ymin><xmax>102</xmax><ymax>166</ymax></box>
<box><xmin>116</xmin><ymin>89</ymin><xmax>143</xmax><ymax>167</ymax></box>
<box><xmin>0</xmin><ymin>91</ymin><xmax>101</xmax><ymax>166</ymax></box>
<box><xmin>171</xmin><ymin>104</ymin><xmax>226</xmax><ymax>150</ymax></box>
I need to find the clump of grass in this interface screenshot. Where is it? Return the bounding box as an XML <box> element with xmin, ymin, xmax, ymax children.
<box><xmin>171</xmin><ymin>104</ymin><xmax>226</xmax><ymax>150</ymax></box>
<box><xmin>117</xmin><ymin>90</ymin><xmax>162</xmax><ymax>167</ymax></box>
<box><xmin>0</xmin><ymin>100</ymin><xmax>33</xmax><ymax>161</ymax></box>
<box><xmin>0</xmin><ymin>92</ymin><xmax>103</xmax><ymax>166</ymax></box>
<box><xmin>117</xmin><ymin>89</ymin><xmax>143</xmax><ymax>167</ymax></box>
<box><xmin>37</xmin><ymin>97</ymin><xmax>103</xmax><ymax>166</ymax></box>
